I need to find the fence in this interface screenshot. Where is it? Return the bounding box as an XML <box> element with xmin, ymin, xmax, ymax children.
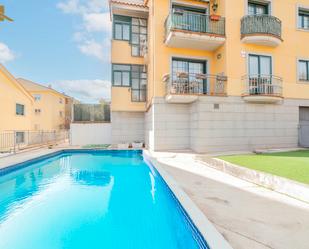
<box><xmin>165</xmin><ymin>11</ymin><xmax>225</xmax><ymax>38</ymax></box>
<box><xmin>0</xmin><ymin>130</ymin><xmax>69</xmax><ymax>153</ymax></box>
<box><xmin>73</xmin><ymin>104</ymin><xmax>111</xmax><ymax>123</ymax></box>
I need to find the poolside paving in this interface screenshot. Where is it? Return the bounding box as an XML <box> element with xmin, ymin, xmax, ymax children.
<box><xmin>152</xmin><ymin>152</ymin><xmax>309</xmax><ymax>249</ymax></box>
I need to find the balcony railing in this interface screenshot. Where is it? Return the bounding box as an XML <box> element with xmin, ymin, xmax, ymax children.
<box><xmin>165</xmin><ymin>73</ymin><xmax>227</xmax><ymax>96</ymax></box>
<box><xmin>241</xmin><ymin>15</ymin><xmax>282</xmax><ymax>39</ymax></box>
<box><xmin>165</xmin><ymin>11</ymin><xmax>225</xmax><ymax>38</ymax></box>
<box><xmin>242</xmin><ymin>75</ymin><xmax>283</xmax><ymax>97</ymax></box>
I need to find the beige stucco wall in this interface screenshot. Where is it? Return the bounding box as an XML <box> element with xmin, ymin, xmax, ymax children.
<box><xmin>30</xmin><ymin>90</ymin><xmax>66</xmax><ymax>131</ymax></box>
<box><xmin>0</xmin><ymin>68</ymin><xmax>33</xmax><ymax>132</ymax></box>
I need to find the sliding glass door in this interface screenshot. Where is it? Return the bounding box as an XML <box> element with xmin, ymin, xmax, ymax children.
<box><xmin>172</xmin><ymin>58</ymin><xmax>207</xmax><ymax>94</ymax></box>
<box><xmin>249</xmin><ymin>54</ymin><xmax>272</xmax><ymax>94</ymax></box>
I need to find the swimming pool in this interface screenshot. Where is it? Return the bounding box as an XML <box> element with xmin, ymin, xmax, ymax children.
<box><xmin>0</xmin><ymin>150</ymin><xmax>209</xmax><ymax>249</ymax></box>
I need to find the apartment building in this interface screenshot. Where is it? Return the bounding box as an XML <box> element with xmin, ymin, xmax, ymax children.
<box><xmin>110</xmin><ymin>0</ymin><xmax>309</xmax><ymax>152</ymax></box>
<box><xmin>17</xmin><ymin>78</ymin><xmax>69</xmax><ymax>131</ymax></box>
<box><xmin>0</xmin><ymin>64</ymin><xmax>33</xmax><ymax>133</ymax></box>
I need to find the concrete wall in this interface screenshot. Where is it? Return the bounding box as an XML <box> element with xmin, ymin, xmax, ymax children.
<box><xmin>111</xmin><ymin>111</ymin><xmax>144</xmax><ymax>144</ymax></box>
<box><xmin>70</xmin><ymin>123</ymin><xmax>112</xmax><ymax>146</ymax></box>
<box><xmin>145</xmin><ymin>96</ymin><xmax>309</xmax><ymax>153</ymax></box>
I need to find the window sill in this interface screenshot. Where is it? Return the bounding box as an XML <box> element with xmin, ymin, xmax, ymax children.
<box><xmin>296</xmin><ymin>28</ymin><xmax>309</xmax><ymax>32</ymax></box>
<box><xmin>297</xmin><ymin>80</ymin><xmax>309</xmax><ymax>84</ymax></box>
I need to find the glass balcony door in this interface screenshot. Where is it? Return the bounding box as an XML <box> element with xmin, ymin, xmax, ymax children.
<box><xmin>249</xmin><ymin>54</ymin><xmax>272</xmax><ymax>94</ymax></box>
<box><xmin>248</xmin><ymin>1</ymin><xmax>269</xmax><ymax>15</ymax></box>
<box><xmin>172</xmin><ymin>4</ymin><xmax>207</xmax><ymax>32</ymax></box>
<box><xmin>172</xmin><ymin>58</ymin><xmax>207</xmax><ymax>94</ymax></box>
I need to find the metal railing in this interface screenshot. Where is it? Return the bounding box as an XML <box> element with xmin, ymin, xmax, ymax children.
<box><xmin>164</xmin><ymin>73</ymin><xmax>227</xmax><ymax>96</ymax></box>
<box><xmin>241</xmin><ymin>15</ymin><xmax>282</xmax><ymax>39</ymax></box>
<box><xmin>0</xmin><ymin>130</ymin><xmax>69</xmax><ymax>154</ymax></box>
<box><xmin>242</xmin><ymin>74</ymin><xmax>283</xmax><ymax>96</ymax></box>
<box><xmin>165</xmin><ymin>11</ymin><xmax>225</xmax><ymax>38</ymax></box>
<box><xmin>73</xmin><ymin>104</ymin><xmax>111</xmax><ymax>123</ymax></box>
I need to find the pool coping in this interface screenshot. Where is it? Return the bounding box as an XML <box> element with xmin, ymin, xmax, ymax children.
<box><xmin>197</xmin><ymin>156</ymin><xmax>309</xmax><ymax>204</ymax></box>
<box><xmin>0</xmin><ymin>148</ymin><xmax>233</xmax><ymax>249</ymax></box>
<box><xmin>143</xmin><ymin>150</ymin><xmax>233</xmax><ymax>249</ymax></box>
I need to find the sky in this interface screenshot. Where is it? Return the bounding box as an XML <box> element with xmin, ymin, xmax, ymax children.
<box><xmin>0</xmin><ymin>0</ymin><xmax>111</xmax><ymax>103</ymax></box>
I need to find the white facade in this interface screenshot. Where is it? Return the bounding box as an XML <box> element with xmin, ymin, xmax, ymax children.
<box><xmin>70</xmin><ymin>123</ymin><xmax>112</xmax><ymax>146</ymax></box>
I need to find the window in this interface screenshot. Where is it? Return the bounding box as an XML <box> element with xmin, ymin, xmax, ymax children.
<box><xmin>249</xmin><ymin>54</ymin><xmax>272</xmax><ymax>76</ymax></box>
<box><xmin>299</xmin><ymin>60</ymin><xmax>309</xmax><ymax>81</ymax></box>
<box><xmin>131</xmin><ymin>65</ymin><xmax>147</xmax><ymax>102</ymax></box>
<box><xmin>16</xmin><ymin>132</ymin><xmax>25</xmax><ymax>144</ymax></box>
<box><xmin>172</xmin><ymin>58</ymin><xmax>207</xmax><ymax>93</ymax></box>
<box><xmin>131</xmin><ymin>18</ymin><xmax>147</xmax><ymax>57</ymax></box>
<box><xmin>16</xmin><ymin>104</ymin><xmax>25</xmax><ymax>116</ymax></box>
<box><xmin>59</xmin><ymin>98</ymin><xmax>63</xmax><ymax>104</ymax></box>
<box><xmin>113</xmin><ymin>15</ymin><xmax>131</xmax><ymax>41</ymax></box>
<box><xmin>59</xmin><ymin>111</ymin><xmax>63</xmax><ymax>117</ymax></box>
<box><xmin>112</xmin><ymin>64</ymin><xmax>131</xmax><ymax>86</ymax></box>
<box><xmin>112</xmin><ymin>64</ymin><xmax>147</xmax><ymax>102</ymax></box>
<box><xmin>35</xmin><ymin>109</ymin><xmax>41</xmax><ymax>114</ymax></box>
<box><xmin>248</xmin><ymin>1</ymin><xmax>269</xmax><ymax>15</ymax></box>
<box><xmin>33</xmin><ymin>94</ymin><xmax>41</xmax><ymax>101</ymax></box>
<box><xmin>298</xmin><ymin>8</ymin><xmax>309</xmax><ymax>30</ymax></box>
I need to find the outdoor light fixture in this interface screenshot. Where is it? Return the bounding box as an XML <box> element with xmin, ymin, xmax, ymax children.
<box><xmin>212</xmin><ymin>0</ymin><xmax>218</xmax><ymax>13</ymax></box>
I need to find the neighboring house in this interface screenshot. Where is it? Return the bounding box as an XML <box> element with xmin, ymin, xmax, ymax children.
<box><xmin>0</xmin><ymin>64</ymin><xmax>33</xmax><ymax>133</ymax></box>
<box><xmin>65</xmin><ymin>97</ymin><xmax>79</xmax><ymax>129</ymax></box>
<box><xmin>109</xmin><ymin>0</ymin><xmax>309</xmax><ymax>152</ymax></box>
<box><xmin>17</xmin><ymin>78</ymin><xmax>68</xmax><ymax>131</ymax></box>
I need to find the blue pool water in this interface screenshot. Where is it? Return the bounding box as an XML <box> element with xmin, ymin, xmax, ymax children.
<box><xmin>0</xmin><ymin>151</ymin><xmax>208</xmax><ymax>249</ymax></box>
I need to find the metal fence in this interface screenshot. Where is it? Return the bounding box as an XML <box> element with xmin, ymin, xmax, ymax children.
<box><xmin>165</xmin><ymin>11</ymin><xmax>225</xmax><ymax>38</ymax></box>
<box><xmin>242</xmin><ymin>74</ymin><xmax>283</xmax><ymax>96</ymax></box>
<box><xmin>73</xmin><ymin>104</ymin><xmax>111</xmax><ymax>123</ymax></box>
<box><xmin>165</xmin><ymin>73</ymin><xmax>227</xmax><ymax>96</ymax></box>
<box><xmin>0</xmin><ymin>130</ymin><xmax>69</xmax><ymax>153</ymax></box>
<box><xmin>241</xmin><ymin>15</ymin><xmax>282</xmax><ymax>39</ymax></box>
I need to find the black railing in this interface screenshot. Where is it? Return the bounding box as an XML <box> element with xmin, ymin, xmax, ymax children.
<box><xmin>165</xmin><ymin>11</ymin><xmax>225</xmax><ymax>38</ymax></box>
<box><xmin>241</xmin><ymin>15</ymin><xmax>282</xmax><ymax>39</ymax></box>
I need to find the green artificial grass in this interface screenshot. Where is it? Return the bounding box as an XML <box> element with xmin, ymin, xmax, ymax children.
<box><xmin>218</xmin><ymin>150</ymin><xmax>309</xmax><ymax>185</ymax></box>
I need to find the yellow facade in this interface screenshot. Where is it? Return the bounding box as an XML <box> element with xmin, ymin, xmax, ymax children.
<box><xmin>110</xmin><ymin>0</ymin><xmax>309</xmax><ymax>110</ymax></box>
<box><xmin>17</xmin><ymin>79</ymin><xmax>67</xmax><ymax>131</ymax></box>
<box><xmin>0</xmin><ymin>64</ymin><xmax>33</xmax><ymax>132</ymax></box>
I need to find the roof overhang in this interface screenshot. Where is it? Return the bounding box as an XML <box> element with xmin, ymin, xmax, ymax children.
<box><xmin>109</xmin><ymin>0</ymin><xmax>148</xmax><ymax>19</ymax></box>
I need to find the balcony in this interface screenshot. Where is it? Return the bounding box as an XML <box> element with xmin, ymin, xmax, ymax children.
<box><xmin>241</xmin><ymin>15</ymin><xmax>282</xmax><ymax>47</ymax></box>
<box><xmin>242</xmin><ymin>75</ymin><xmax>283</xmax><ymax>103</ymax></box>
<box><xmin>164</xmin><ymin>73</ymin><xmax>227</xmax><ymax>103</ymax></box>
<box><xmin>164</xmin><ymin>11</ymin><xmax>226</xmax><ymax>51</ymax></box>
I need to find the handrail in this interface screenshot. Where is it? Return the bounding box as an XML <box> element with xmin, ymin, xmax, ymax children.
<box><xmin>165</xmin><ymin>73</ymin><xmax>227</xmax><ymax>96</ymax></box>
<box><xmin>242</xmin><ymin>74</ymin><xmax>283</xmax><ymax>96</ymax></box>
<box><xmin>165</xmin><ymin>11</ymin><xmax>225</xmax><ymax>38</ymax></box>
<box><xmin>241</xmin><ymin>15</ymin><xmax>282</xmax><ymax>39</ymax></box>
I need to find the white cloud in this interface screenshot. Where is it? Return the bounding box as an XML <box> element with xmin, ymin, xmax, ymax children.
<box><xmin>53</xmin><ymin>79</ymin><xmax>111</xmax><ymax>103</ymax></box>
<box><xmin>83</xmin><ymin>12</ymin><xmax>111</xmax><ymax>33</ymax></box>
<box><xmin>56</xmin><ymin>0</ymin><xmax>81</xmax><ymax>14</ymax></box>
<box><xmin>57</xmin><ymin>0</ymin><xmax>111</xmax><ymax>61</ymax></box>
<box><xmin>78</xmin><ymin>40</ymin><xmax>104</xmax><ymax>61</ymax></box>
<box><xmin>0</xmin><ymin>43</ymin><xmax>15</xmax><ymax>63</ymax></box>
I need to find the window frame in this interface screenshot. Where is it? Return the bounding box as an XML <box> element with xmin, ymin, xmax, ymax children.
<box><xmin>15</xmin><ymin>131</ymin><xmax>25</xmax><ymax>144</ymax></box>
<box><xmin>248</xmin><ymin>54</ymin><xmax>273</xmax><ymax>76</ymax></box>
<box><xmin>16</xmin><ymin>103</ymin><xmax>25</xmax><ymax>116</ymax></box>
<box><xmin>131</xmin><ymin>17</ymin><xmax>148</xmax><ymax>57</ymax></box>
<box><xmin>131</xmin><ymin>65</ymin><xmax>147</xmax><ymax>102</ymax></box>
<box><xmin>112</xmin><ymin>64</ymin><xmax>147</xmax><ymax>102</ymax></box>
<box><xmin>298</xmin><ymin>59</ymin><xmax>309</xmax><ymax>82</ymax></box>
<box><xmin>112</xmin><ymin>64</ymin><xmax>132</xmax><ymax>87</ymax></box>
<box><xmin>248</xmin><ymin>1</ymin><xmax>269</xmax><ymax>15</ymax></box>
<box><xmin>298</xmin><ymin>7</ymin><xmax>309</xmax><ymax>30</ymax></box>
<box><xmin>113</xmin><ymin>15</ymin><xmax>131</xmax><ymax>41</ymax></box>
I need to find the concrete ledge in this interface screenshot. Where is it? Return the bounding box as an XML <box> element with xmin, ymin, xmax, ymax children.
<box><xmin>197</xmin><ymin>156</ymin><xmax>309</xmax><ymax>204</ymax></box>
<box><xmin>143</xmin><ymin>150</ymin><xmax>233</xmax><ymax>249</ymax></box>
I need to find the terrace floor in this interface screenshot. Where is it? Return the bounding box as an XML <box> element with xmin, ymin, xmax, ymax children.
<box><xmin>152</xmin><ymin>152</ymin><xmax>309</xmax><ymax>249</ymax></box>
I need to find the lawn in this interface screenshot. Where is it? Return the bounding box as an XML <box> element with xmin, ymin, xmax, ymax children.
<box><xmin>218</xmin><ymin>150</ymin><xmax>309</xmax><ymax>185</ymax></box>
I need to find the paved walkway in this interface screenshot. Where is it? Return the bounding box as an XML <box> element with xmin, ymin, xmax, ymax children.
<box><xmin>153</xmin><ymin>153</ymin><xmax>309</xmax><ymax>249</ymax></box>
